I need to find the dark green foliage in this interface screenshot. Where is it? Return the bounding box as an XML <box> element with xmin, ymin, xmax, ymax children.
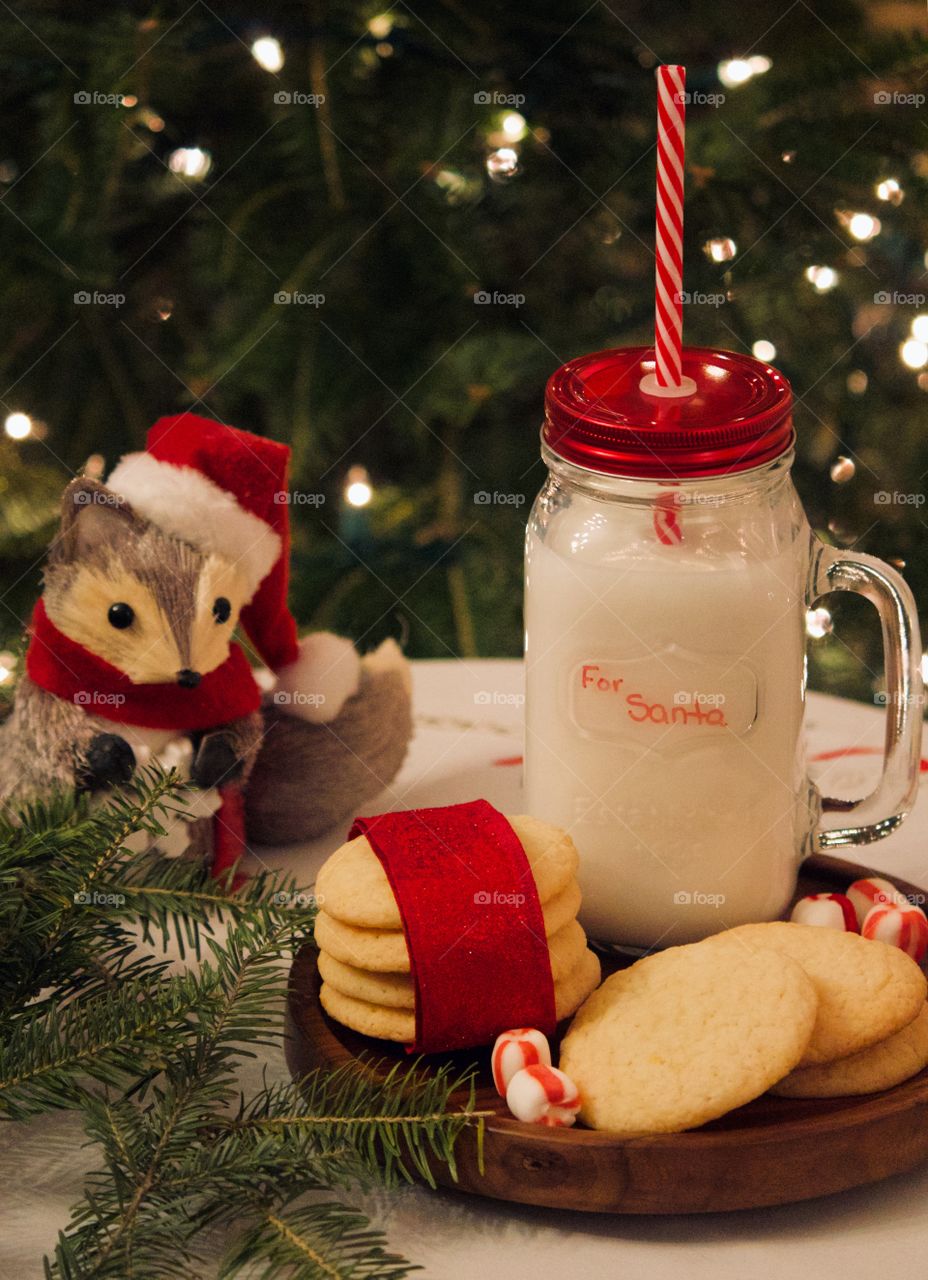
<box><xmin>0</xmin><ymin>2</ymin><xmax>924</xmax><ymax>677</ymax></box>
<box><xmin>0</xmin><ymin>771</ymin><xmax>486</xmax><ymax>1277</ymax></box>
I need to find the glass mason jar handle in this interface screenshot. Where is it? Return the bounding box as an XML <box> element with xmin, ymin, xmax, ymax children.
<box><xmin>811</xmin><ymin>543</ymin><xmax>924</xmax><ymax>848</ymax></box>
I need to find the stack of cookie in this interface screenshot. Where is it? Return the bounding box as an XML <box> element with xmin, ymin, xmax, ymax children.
<box><xmin>560</xmin><ymin>921</ymin><xmax>928</xmax><ymax>1135</ymax></box>
<box><xmin>313</xmin><ymin>814</ymin><xmax>600</xmax><ymax>1043</ymax></box>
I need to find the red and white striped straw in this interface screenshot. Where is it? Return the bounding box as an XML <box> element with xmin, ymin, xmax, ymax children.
<box><xmin>652</xmin><ymin>65</ymin><xmax>689</xmax><ymax>393</ymax></box>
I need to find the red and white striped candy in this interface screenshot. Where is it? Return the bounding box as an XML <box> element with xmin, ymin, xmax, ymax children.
<box><xmin>861</xmin><ymin>902</ymin><xmax>928</xmax><ymax>962</ymax></box>
<box><xmin>505</xmin><ymin>1064</ymin><xmax>581</xmax><ymax>1127</ymax></box>
<box><xmin>847</xmin><ymin>877</ymin><xmax>905</xmax><ymax>928</ymax></box>
<box><xmin>790</xmin><ymin>893</ymin><xmax>857</xmax><ymax>932</ymax></box>
<box><xmin>491</xmin><ymin>1028</ymin><xmax>551</xmax><ymax>1097</ymax></box>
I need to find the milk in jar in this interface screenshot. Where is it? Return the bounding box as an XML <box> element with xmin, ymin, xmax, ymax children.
<box><xmin>525</xmin><ymin>347</ymin><xmax>923</xmax><ymax>949</ymax></box>
<box><xmin>525</xmin><ymin>461</ymin><xmax>812</xmax><ymax>946</ymax></box>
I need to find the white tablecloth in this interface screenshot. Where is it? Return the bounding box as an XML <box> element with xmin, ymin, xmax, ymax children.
<box><xmin>4</xmin><ymin>660</ymin><xmax>928</xmax><ymax>1279</ymax></box>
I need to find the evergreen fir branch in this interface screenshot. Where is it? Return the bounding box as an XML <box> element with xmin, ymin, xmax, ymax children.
<box><xmin>103</xmin><ymin>853</ymin><xmax>318</xmax><ymax>961</ymax></box>
<box><xmin>46</xmin><ymin>913</ymin><xmax>319</xmax><ymax>1276</ymax></box>
<box><xmin>218</xmin><ymin>1203</ymin><xmax>415</xmax><ymax>1280</ymax></box>
<box><xmin>0</xmin><ymin>970</ymin><xmax>211</xmax><ymax>1120</ymax></box>
<box><xmin>0</xmin><ymin>767</ymin><xmax>185</xmax><ymax>1010</ymax></box>
<box><xmin>44</xmin><ymin>909</ymin><xmax>484</xmax><ymax>1277</ymax></box>
<box><xmin>223</xmin><ymin>1063</ymin><xmax>490</xmax><ymax>1189</ymax></box>
<box><xmin>0</xmin><ymin>771</ymin><xmax>479</xmax><ymax>1277</ymax></box>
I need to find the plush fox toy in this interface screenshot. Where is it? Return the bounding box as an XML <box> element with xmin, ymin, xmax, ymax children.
<box><xmin>0</xmin><ymin>413</ymin><xmax>412</xmax><ymax>876</ymax></box>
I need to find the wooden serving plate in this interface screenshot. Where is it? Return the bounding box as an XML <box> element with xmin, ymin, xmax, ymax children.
<box><xmin>286</xmin><ymin>854</ymin><xmax>928</xmax><ymax>1214</ymax></box>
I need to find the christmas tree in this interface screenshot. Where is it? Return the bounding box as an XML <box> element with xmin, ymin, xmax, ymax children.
<box><xmin>0</xmin><ymin>0</ymin><xmax>926</xmax><ymax>702</ymax></box>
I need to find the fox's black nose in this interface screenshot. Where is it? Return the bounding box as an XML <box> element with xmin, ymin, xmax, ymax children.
<box><xmin>176</xmin><ymin>668</ymin><xmax>201</xmax><ymax>689</ymax></box>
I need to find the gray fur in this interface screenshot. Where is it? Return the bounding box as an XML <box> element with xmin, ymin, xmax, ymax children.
<box><xmin>0</xmin><ymin>675</ymin><xmax>115</xmax><ymax>812</ymax></box>
<box><xmin>46</xmin><ymin>477</ymin><xmax>206</xmax><ymax>670</ymax></box>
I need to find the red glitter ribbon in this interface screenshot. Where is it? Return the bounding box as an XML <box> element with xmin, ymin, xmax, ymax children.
<box><xmin>349</xmin><ymin>800</ymin><xmax>556</xmax><ymax>1054</ymax></box>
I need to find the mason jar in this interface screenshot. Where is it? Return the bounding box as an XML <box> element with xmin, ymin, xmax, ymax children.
<box><xmin>524</xmin><ymin>346</ymin><xmax>923</xmax><ymax>948</ymax></box>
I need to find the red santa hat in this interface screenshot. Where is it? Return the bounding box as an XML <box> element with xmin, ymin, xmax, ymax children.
<box><xmin>106</xmin><ymin>412</ymin><xmax>359</xmax><ymax>723</ymax></box>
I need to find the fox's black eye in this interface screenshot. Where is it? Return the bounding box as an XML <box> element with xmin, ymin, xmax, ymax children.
<box><xmin>212</xmin><ymin>596</ymin><xmax>231</xmax><ymax>624</ymax></box>
<box><xmin>107</xmin><ymin>602</ymin><xmax>134</xmax><ymax>630</ymax></box>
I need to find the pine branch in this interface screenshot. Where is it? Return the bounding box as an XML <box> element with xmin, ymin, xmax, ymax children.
<box><xmin>219</xmin><ymin>1203</ymin><xmax>415</xmax><ymax>1280</ymax></box>
<box><xmin>0</xmin><ymin>769</ymin><xmax>479</xmax><ymax>1277</ymax></box>
<box><xmin>0</xmin><ymin>970</ymin><xmax>211</xmax><ymax>1120</ymax></box>
<box><xmin>223</xmin><ymin>1063</ymin><xmax>490</xmax><ymax>1189</ymax></box>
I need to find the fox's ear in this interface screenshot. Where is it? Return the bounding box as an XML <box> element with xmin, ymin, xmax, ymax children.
<box><xmin>51</xmin><ymin>478</ymin><xmax>140</xmax><ymax>563</ymax></box>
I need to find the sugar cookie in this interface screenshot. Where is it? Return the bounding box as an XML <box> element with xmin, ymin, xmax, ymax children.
<box><xmin>559</xmin><ymin>938</ymin><xmax>817</xmax><ymax>1135</ymax></box>
<box><xmin>714</xmin><ymin>922</ymin><xmax>927</xmax><ymax>1065</ymax></box>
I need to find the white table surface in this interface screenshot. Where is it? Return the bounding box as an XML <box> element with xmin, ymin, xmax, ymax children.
<box><xmin>4</xmin><ymin>659</ymin><xmax>928</xmax><ymax>1279</ymax></box>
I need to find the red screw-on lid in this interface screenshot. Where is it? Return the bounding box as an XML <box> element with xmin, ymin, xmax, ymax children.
<box><xmin>543</xmin><ymin>346</ymin><xmax>793</xmax><ymax>479</ymax></box>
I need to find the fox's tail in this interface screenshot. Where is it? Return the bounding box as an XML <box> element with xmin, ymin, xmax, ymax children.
<box><xmin>244</xmin><ymin>638</ymin><xmax>413</xmax><ymax>845</ymax></box>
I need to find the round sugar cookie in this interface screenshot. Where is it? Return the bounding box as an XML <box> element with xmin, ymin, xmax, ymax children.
<box><xmin>313</xmin><ymin>878</ymin><xmax>582</xmax><ymax>972</ymax></box>
<box><xmin>771</xmin><ymin>1003</ymin><xmax>928</xmax><ymax>1098</ymax></box>
<box><xmin>318</xmin><ymin>952</ymin><xmax>415</xmax><ymax>1009</ymax></box>
<box><xmin>316</xmin><ymin>813</ymin><xmax>579</xmax><ymax>929</ymax></box>
<box><xmin>318</xmin><ymin>918</ymin><xmax>590</xmax><ymax>1008</ymax></box>
<box><xmin>559</xmin><ymin>938</ymin><xmax>818</xmax><ymax>1135</ymax></box>
<box><xmin>319</xmin><ymin>947</ymin><xmax>601</xmax><ymax>1044</ymax></box>
<box><xmin>712</xmin><ymin>922</ymin><xmax>927</xmax><ymax>1065</ymax></box>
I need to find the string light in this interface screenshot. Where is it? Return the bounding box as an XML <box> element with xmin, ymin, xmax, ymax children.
<box><xmin>501</xmin><ymin>112</ymin><xmax>528</xmax><ymax>141</ymax></box>
<box><xmin>703</xmin><ymin>236</ymin><xmax>737</xmax><ymax>263</ymax></box>
<box><xmin>718</xmin><ymin>55</ymin><xmax>771</xmax><ymax>88</ymax></box>
<box><xmin>0</xmin><ymin>651</ymin><xmax>16</xmax><ymax>686</ymax></box>
<box><xmin>805</xmin><ymin>265</ymin><xmax>838</xmax><ymax>292</ymax></box>
<box><xmin>752</xmin><ymin>339</ymin><xmax>776</xmax><ymax>362</ymax></box>
<box><xmin>846</xmin><ymin>212</ymin><xmax>881</xmax><ymax>241</ymax></box>
<box><xmin>139</xmin><ymin>108</ymin><xmax>165</xmax><ymax>132</ymax></box>
<box><xmin>486</xmin><ymin>147</ymin><xmax>520</xmax><ymax>181</ymax></box>
<box><xmin>367</xmin><ymin>13</ymin><xmax>394</xmax><ymax>38</ymax></box>
<box><xmin>830</xmin><ymin>456</ymin><xmax>855</xmax><ymax>484</ymax></box>
<box><xmin>847</xmin><ymin>369</ymin><xmax>868</xmax><ymax>394</ymax></box>
<box><xmin>251</xmin><ymin>36</ymin><xmax>284</xmax><ymax>73</ymax></box>
<box><xmin>911</xmin><ymin>316</ymin><xmax>928</xmax><ymax>342</ymax></box>
<box><xmin>4</xmin><ymin>412</ymin><xmax>32</xmax><ymax>440</ymax></box>
<box><xmin>434</xmin><ymin>168</ymin><xmax>478</xmax><ymax>205</ymax></box>
<box><xmin>900</xmin><ymin>339</ymin><xmax>928</xmax><ymax>370</ymax></box>
<box><xmin>875</xmin><ymin>177</ymin><xmax>903</xmax><ymax>204</ymax></box>
<box><xmin>806</xmin><ymin>608</ymin><xmax>833</xmax><ymax>639</ymax></box>
<box><xmin>345</xmin><ymin>465</ymin><xmax>373</xmax><ymax>508</ymax></box>
<box><xmin>168</xmin><ymin>147</ymin><xmax>212</xmax><ymax>179</ymax></box>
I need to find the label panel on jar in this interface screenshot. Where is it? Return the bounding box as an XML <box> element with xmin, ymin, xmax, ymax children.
<box><xmin>567</xmin><ymin>651</ymin><xmax>758</xmax><ymax>744</ymax></box>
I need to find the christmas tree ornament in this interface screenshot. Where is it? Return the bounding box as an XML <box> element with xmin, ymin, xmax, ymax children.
<box><xmin>0</xmin><ymin>413</ymin><xmax>413</xmax><ymax>875</ymax></box>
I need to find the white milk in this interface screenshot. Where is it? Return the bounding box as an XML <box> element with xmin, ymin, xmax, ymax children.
<box><xmin>524</xmin><ymin>480</ymin><xmax>815</xmax><ymax>947</ymax></box>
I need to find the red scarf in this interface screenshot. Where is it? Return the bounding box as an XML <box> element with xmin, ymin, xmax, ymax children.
<box><xmin>25</xmin><ymin>597</ymin><xmax>262</xmax><ymax>731</ymax></box>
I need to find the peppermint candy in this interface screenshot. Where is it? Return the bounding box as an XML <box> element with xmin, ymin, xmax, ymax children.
<box><xmin>861</xmin><ymin>902</ymin><xmax>928</xmax><ymax>963</ymax></box>
<box><xmin>847</xmin><ymin>877</ymin><xmax>906</xmax><ymax>929</ymax></box>
<box><xmin>505</xmin><ymin>1063</ymin><xmax>581</xmax><ymax>1127</ymax></box>
<box><xmin>790</xmin><ymin>892</ymin><xmax>857</xmax><ymax>932</ymax></box>
<box><xmin>490</xmin><ymin>1028</ymin><xmax>552</xmax><ymax>1097</ymax></box>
